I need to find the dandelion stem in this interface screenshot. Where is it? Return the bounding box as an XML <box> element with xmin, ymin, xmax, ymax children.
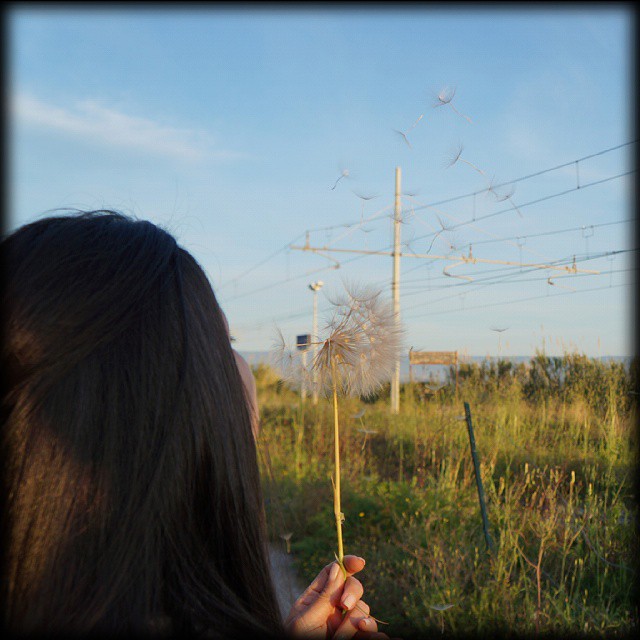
<box><xmin>332</xmin><ymin>358</ymin><xmax>345</xmax><ymax>567</ymax></box>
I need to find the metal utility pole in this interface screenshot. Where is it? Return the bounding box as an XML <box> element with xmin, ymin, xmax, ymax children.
<box><xmin>391</xmin><ymin>166</ymin><xmax>401</xmax><ymax>414</ymax></box>
<box><xmin>308</xmin><ymin>281</ymin><xmax>324</xmax><ymax>404</ymax></box>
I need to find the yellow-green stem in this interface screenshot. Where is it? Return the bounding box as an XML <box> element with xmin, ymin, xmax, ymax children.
<box><xmin>332</xmin><ymin>360</ymin><xmax>344</xmax><ymax>566</ymax></box>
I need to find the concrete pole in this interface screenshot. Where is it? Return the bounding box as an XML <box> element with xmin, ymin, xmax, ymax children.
<box><xmin>391</xmin><ymin>166</ymin><xmax>401</xmax><ymax>414</ymax></box>
<box><xmin>309</xmin><ymin>281</ymin><xmax>324</xmax><ymax>404</ymax></box>
<box><xmin>312</xmin><ymin>289</ymin><xmax>319</xmax><ymax>404</ymax></box>
<box><xmin>300</xmin><ymin>349</ymin><xmax>307</xmax><ymax>401</ymax></box>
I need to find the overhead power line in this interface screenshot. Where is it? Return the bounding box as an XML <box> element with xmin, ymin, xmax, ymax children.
<box><xmin>223</xmin><ymin>141</ymin><xmax>633</xmax><ymax>377</ymax></box>
<box><xmin>407</xmin><ymin>170</ymin><xmax>635</xmax><ymax>237</ymax></box>
<box><xmin>217</xmin><ymin>233</ymin><xmax>305</xmax><ymax>290</ymax></box>
<box><xmin>221</xmin><ymin>260</ymin><xmax>338</xmax><ymax>303</ymax></box>
<box><xmin>304</xmin><ymin>141</ymin><xmax>635</xmax><ymax>246</ymax></box>
<box><xmin>399</xmin><ymin>266</ymin><xmax>636</xmax><ymax>291</ymax></box>
<box><xmin>410</xmin><ymin>140</ymin><xmax>636</xmax><ymax>211</ymax></box>
<box><xmin>440</xmin><ymin>218</ymin><xmax>632</xmax><ymax>250</ymax></box>
<box><xmin>370</xmin><ymin>248</ymin><xmax>635</xmax><ymax>300</ymax></box>
<box><xmin>401</xmin><ymin>264</ymin><xmax>634</xmax><ymax>290</ymax></box>
<box><xmin>233</xmin><ymin>264</ymin><xmax>637</xmax><ymax>334</ymax></box>
<box><xmin>402</xmin><ymin>281</ymin><xmax>633</xmax><ymax>320</ymax></box>
<box><xmin>398</xmin><ymin>248</ymin><xmax>637</xmax><ymax>311</ymax></box>
<box><xmin>219</xmin><ymin>142</ymin><xmax>634</xmax><ymax>295</ymax></box>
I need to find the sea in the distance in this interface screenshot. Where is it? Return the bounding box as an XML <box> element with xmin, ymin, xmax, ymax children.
<box><xmin>239</xmin><ymin>351</ymin><xmax>632</xmax><ymax>384</ymax></box>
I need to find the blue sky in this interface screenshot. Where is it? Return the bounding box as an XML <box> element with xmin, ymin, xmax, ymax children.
<box><xmin>7</xmin><ymin>6</ymin><xmax>635</xmax><ymax>358</ymax></box>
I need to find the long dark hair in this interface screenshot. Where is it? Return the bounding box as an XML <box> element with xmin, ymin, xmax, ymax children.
<box><xmin>1</xmin><ymin>210</ymin><xmax>283</xmax><ymax>637</ymax></box>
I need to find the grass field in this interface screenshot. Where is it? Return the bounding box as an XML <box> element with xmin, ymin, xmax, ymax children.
<box><xmin>256</xmin><ymin>351</ymin><xmax>638</xmax><ymax>638</ymax></box>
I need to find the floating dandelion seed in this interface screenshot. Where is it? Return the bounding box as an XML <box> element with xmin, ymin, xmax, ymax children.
<box><xmin>436</xmin><ymin>214</ymin><xmax>452</xmax><ymax>233</ymax></box>
<box><xmin>443</xmin><ymin>226</ymin><xmax>463</xmax><ymax>254</ymax></box>
<box><xmin>331</xmin><ymin>168</ymin><xmax>350</xmax><ymax>190</ymax></box>
<box><xmin>429</xmin><ymin>604</ymin><xmax>455</xmax><ymax>611</ymax></box>
<box><xmin>393</xmin><ymin>113</ymin><xmax>424</xmax><ymax>149</ymax></box>
<box><xmin>444</xmin><ymin>145</ymin><xmax>463</xmax><ymax>169</ymax></box>
<box><xmin>485</xmin><ymin>174</ymin><xmax>498</xmax><ymax>196</ymax></box>
<box><xmin>404</xmin><ymin>238</ymin><xmax>419</xmax><ymax>256</ymax></box>
<box><xmin>424</xmin><ymin>214</ymin><xmax>451</xmax><ymax>254</ymax></box>
<box><xmin>358</xmin><ymin>427</ymin><xmax>377</xmax><ymax>453</ymax></box>
<box><xmin>507</xmin><ymin>196</ymin><xmax>524</xmax><ymax>218</ymax></box>
<box><xmin>491</xmin><ymin>326</ymin><xmax>508</xmax><ymax>354</ymax></box>
<box><xmin>280</xmin><ymin>532</ymin><xmax>293</xmax><ymax>554</ymax></box>
<box><xmin>352</xmin><ymin>409</ymin><xmax>366</xmax><ymax>419</ymax></box>
<box><xmin>393</xmin><ymin>128</ymin><xmax>412</xmax><ymax>149</ymax></box>
<box><xmin>352</xmin><ymin>191</ymin><xmax>380</xmax><ymax>224</ymax></box>
<box><xmin>434</xmin><ymin>85</ymin><xmax>457</xmax><ymax>106</ymax></box>
<box><xmin>433</xmin><ymin>85</ymin><xmax>472</xmax><ymax>123</ymax></box>
<box><xmin>447</xmin><ymin>149</ymin><xmax>524</xmax><ymax>219</ymax></box>
<box><xmin>352</xmin><ymin>191</ymin><xmax>379</xmax><ymax>201</ymax></box>
<box><xmin>487</xmin><ymin>178</ymin><xmax>523</xmax><ymax>218</ymax></box>
<box><xmin>430</xmin><ymin>603</ymin><xmax>456</xmax><ymax>634</ymax></box>
<box><xmin>272</xmin><ymin>327</ymin><xmax>304</xmax><ymax>384</ymax></box>
<box><xmin>488</xmin><ymin>180</ymin><xmax>516</xmax><ymax>202</ymax></box>
<box><xmin>445</xmin><ymin>143</ymin><xmax>485</xmax><ymax>175</ymax></box>
<box><xmin>427</xmin><ymin>214</ymin><xmax>459</xmax><ymax>256</ymax></box>
<box><xmin>547</xmin><ymin>276</ymin><xmax>574</xmax><ymax>291</ymax></box>
<box><xmin>406</xmin><ymin>113</ymin><xmax>424</xmax><ymax>131</ymax></box>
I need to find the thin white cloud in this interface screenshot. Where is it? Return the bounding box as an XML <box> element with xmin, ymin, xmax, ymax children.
<box><xmin>11</xmin><ymin>92</ymin><xmax>237</xmax><ymax>161</ymax></box>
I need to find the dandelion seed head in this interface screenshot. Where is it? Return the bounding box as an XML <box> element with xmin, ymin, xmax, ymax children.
<box><xmin>310</xmin><ymin>283</ymin><xmax>404</xmax><ymax>397</ymax></box>
<box><xmin>272</xmin><ymin>283</ymin><xmax>403</xmax><ymax>398</ymax></box>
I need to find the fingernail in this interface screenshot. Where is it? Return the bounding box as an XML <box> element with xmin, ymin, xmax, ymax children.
<box><xmin>329</xmin><ymin>562</ymin><xmax>340</xmax><ymax>582</ymax></box>
<box><xmin>341</xmin><ymin>594</ymin><xmax>356</xmax><ymax>610</ymax></box>
<box><xmin>359</xmin><ymin>556</ymin><xmax>366</xmax><ymax>565</ymax></box>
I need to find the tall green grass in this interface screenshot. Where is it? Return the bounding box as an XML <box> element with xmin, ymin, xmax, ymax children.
<box><xmin>255</xmin><ymin>353</ymin><xmax>638</xmax><ymax>637</ymax></box>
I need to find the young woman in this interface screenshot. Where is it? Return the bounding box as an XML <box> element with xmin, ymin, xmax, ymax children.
<box><xmin>1</xmin><ymin>211</ymin><xmax>386</xmax><ymax>638</ymax></box>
